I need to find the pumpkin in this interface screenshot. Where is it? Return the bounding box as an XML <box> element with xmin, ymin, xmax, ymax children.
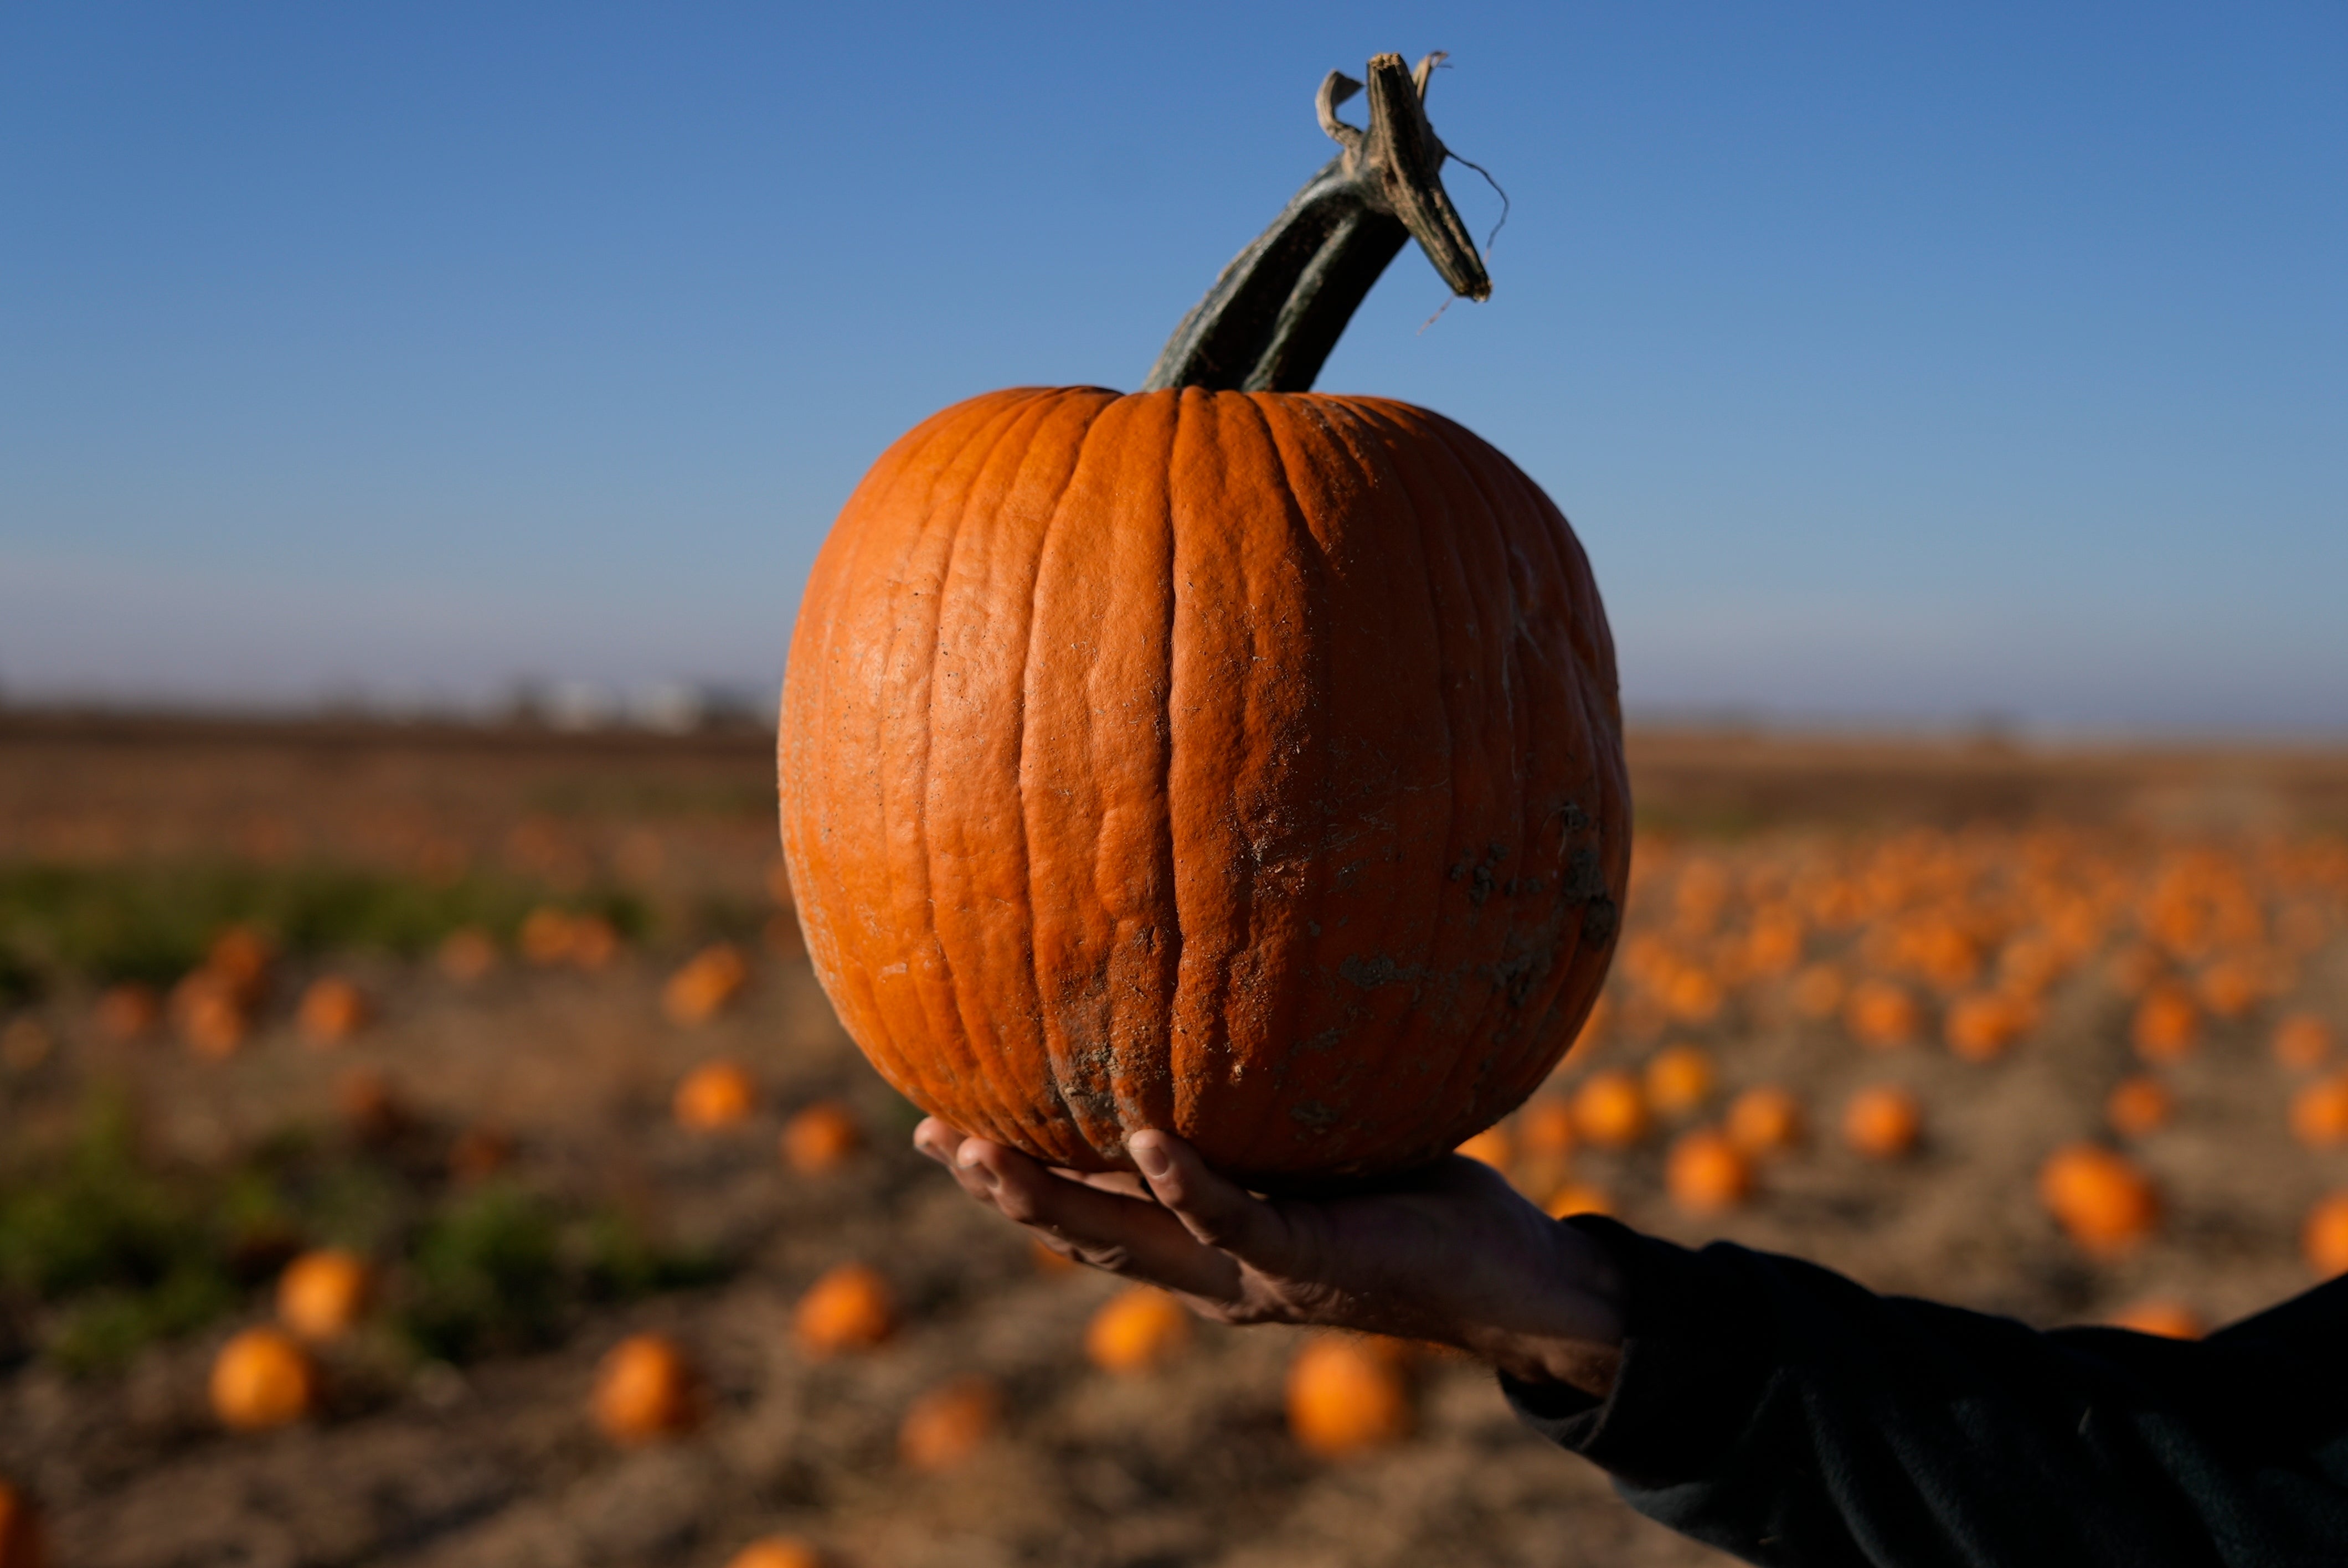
<box><xmin>664</xmin><ymin>943</ymin><xmax>749</xmax><ymax>1025</ymax></box>
<box><xmin>591</xmin><ymin>1332</ymin><xmax>702</xmax><ymax>1443</ymax></box>
<box><xmin>2288</xmin><ymin>1077</ymin><xmax>2348</xmax><ymax>1148</ymax></box>
<box><xmin>780</xmin><ymin>1100</ymin><xmax>862</xmax><ymax>1174</ymax></box>
<box><xmin>0</xmin><ymin>1479</ymin><xmax>43</xmax><ymax>1568</ymax></box>
<box><xmin>1453</xmin><ymin>1126</ymin><xmax>1513</xmax><ymax>1172</ymax></box>
<box><xmin>794</xmin><ymin>1263</ymin><xmax>896</xmax><ymax>1356</ymax></box>
<box><xmin>776</xmin><ymin>54</ymin><xmax>1625</xmax><ymax>1187</ymax></box>
<box><xmin>2273</xmin><ymin>1013</ymin><xmax>2332</xmax><ymax>1072</ymax></box>
<box><xmin>1943</xmin><ymin>991</ymin><xmax>2031</xmax><ymax>1062</ymax></box>
<box><xmin>2129</xmin><ymin>983</ymin><xmax>2200</xmax><ymax>1063</ymax></box>
<box><xmin>1841</xmin><ymin>1084</ymin><xmax>1923</xmax><ymax>1160</ymax></box>
<box><xmin>727</xmin><ymin>1540</ymin><xmax>826</xmax><ymax>1568</ymax></box>
<box><xmin>1644</xmin><ymin>1044</ymin><xmax>1714</xmax><ymax>1118</ymax></box>
<box><xmin>436</xmin><ymin>926</ymin><xmax>499</xmax><ymax>982</ymax></box>
<box><xmin>209</xmin><ymin>1326</ymin><xmax>318</xmax><ymax>1431</ymax></box>
<box><xmin>1085</xmin><ymin>1285</ymin><xmax>1192</xmax><ymax>1374</ymax></box>
<box><xmin>1569</xmin><ymin>1070</ymin><xmax>1650</xmax><ymax>1149</ymax></box>
<box><xmin>1843</xmin><ymin>978</ymin><xmax>1920</xmax><ymax>1050</ymax></box>
<box><xmin>1724</xmin><ymin>1085</ymin><xmax>1805</xmax><ymax>1158</ymax></box>
<box><xmin>899</xmin><ymin>1375</ymin><xmax>1001</xmax><ymax>1471</ymax></box>
<box><xmin>1664</xmin><ymin>1128</ymin><xmax>1751</xmax><ymax>1214</ymax></box>
<box><xmin>2105</xmin><ymin>1075</ymin><xmax>2173</xmax><ymax>1139</ymax></box>
<box><xmin>1286</xmin><ymin>1334</ymin><xmax>1412</xmax><ymax>1456</ymax></box>
<box><xmin>674</xmin><ymin>1059</ymin><xmax>758</xmax><ymax>1131</ymax></box>
<box><xmin>296</xmin><ymin>976</ymin><xmax>368</xmax><ymax>1047</ymax></box>
<box><xmin>276</xmin><ymin>1249</ymin><xmax>372</xmax><ymax>1342</ymax></box>
<box><xmin>2302</xmin><ymin>1193</ymin><xmax>2348</xmax><ymax>1277</ymax></box>
<box><xmin>1543</xmin><ymin>1180</ymin><xmax>1613</xmax><ymax>1219</ymax></box>
<box><xmin>2037</xmin><ymin>1144</ymin><xmax>2160</xmax><ymax>1257</ymax></box>
<box><xmin>2107</xmin><ymin>1299</ymin><xmax>2202</xmax><ymax>1339</ymax></box>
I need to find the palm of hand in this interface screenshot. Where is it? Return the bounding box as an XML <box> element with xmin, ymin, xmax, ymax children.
<box><xmin>913</xmin><ymin>1119</ymin><xmax>1624</xmax><ymax>1396</ymax></box>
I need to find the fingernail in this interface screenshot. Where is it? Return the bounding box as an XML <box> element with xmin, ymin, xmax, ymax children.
<box><xmin>1132</xmin><ymin>1138</ymin><xmax>1172</xmax><ymax>1180</ymax></box>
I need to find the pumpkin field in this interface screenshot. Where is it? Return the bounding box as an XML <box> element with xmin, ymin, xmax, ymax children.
<box><xmin>4</xmin><ymin>711</ymin><xmax>2348</xmax><ymax>1568</ymax></box>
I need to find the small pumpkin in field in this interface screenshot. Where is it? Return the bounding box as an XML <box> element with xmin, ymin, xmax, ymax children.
<box><xmin>794</xmin><ymin>1263</ymin><xmax>896</xmax><ymax>1356</ymax></box>
<box><xmin>776</xmin><ymin>55</ymin><xmax>1625</xmax><ymax>1189</ymax></box>
<box><xmin>2274</xmin><ymin>1013</ymin><xmax>2332</xmax><ymax>1072</ymax></box>
<box><xmin>1570</xmin><ymin>1070</ymin><xmax>1650</xmax><ymax>1149</ymax></box>
<box><xmin>0</xmin><ymin>1479</ymin><xmax>44</xmax><ymax>1568</ymax></box>
<box><xmin>1724</xmin><ymin>1085</ymin><xmax>1805</xmax><ymax>1158</ymax></box>
<box><xmin>1085</xmin><ymin>1285</ymin><xmax>1192</xmax><ymax>1375</ymax></box>
<box><xmin>1944</xmin><ymin>991</ymin><xmax>2031</xmax><ymax>1062</ymax></box>
<box><xmin>2130</xmin><ymin>984</ymin><xmax>2200</xmax><ymax>1064</ymax></box>
<box><xmin>591</xmin><ymin>1333</ymin><xmax>702</xmax><ymax>1443</ymax></box>
<box><xmin>1644</xmin><ymin>1044</ymin><xmax>1714</xmax><ymax>1118</ymax></box>
<box><xmin>1844</xmin><ymin>979</ymin><xmax>1920</xmax><ymax>1050</ymax></box>
<box><xmin>1286</xmin><ymin>1335</ymin><xmax>1413</xmax><ymax>1457</ymax></box>
<box><xmin>1517</xmin><ymin>1098</ymin><xmax>1576</xmax><ymax>1159</ymax></box>
<box><xmin>2108</xmin><ymin>1299</ymin><xmax>2202</xmax><ymax>1339</ymax></box>
<box><xmin>1841</xmin><ymin>1085</ymin><xmax>1922</xmax><ymax>1160</ymax></box>
<box><xmin>276</xmin><ymin>1250</ymin><xmax>372</xmax><ymax>1342</ymax></box>
<box><xmin>2038</xmin><ymin>1144</ymin><xmax>2161</xmax><ymax>1257</ymax></box>
<box><xmin>94</xmin><ymin>982</ymin><xmax>161</xmax><ymax>1041</ymax></box>
<box><xmin>726</xmin><ymin>1539</ymin><xmax>826</xmax><ymax>1568</ymax></box>
<box><xmin>2289</xmin><ymin>1077</ymin><xmax>2348</xmax><ymax>1148</ymax></box>
<box><xmin>2105</xmin><ymin>1076</ymin><xmax>2174</xmax><ymax>1139</ymax></box>
<box><xmin>1664</xmin><ymin>1128</ymin><xmax>1750</xmax><ymax>1215</ymax></box>
<box><xmin>210</xmin><ymin>1326</ymin><xmax>319</xmax><ymax>1431</ymax></box>
<box><xmin>296</xmin><ymin>976</ymin><xmax>369</xmax><ymax>1046</ymax></box>
<box><xmin>1544</xmin><ymin>1180</ymin><xmax>1613</xmax><ymax>1219</ymax></box>
<box><xmin>899</xmin><ymin>1375</ymin><xmax>1001</xmax><ymax>1472</ymax></box>
<box><xmin>780</xmin><ymin>1100</ymin><xmax>862</xmax><ymax>1173</ymax></box>
<box><xmin>436</xmin><ymin>926</ymin><xmax>499</xmax><ymax>982</ymax></box>
<box><xmin>674</xmin><ymin>1059</ymin><xmax>758</xmax><ymax>1131</ymax></box>
<box><xmin>1453</xmin><ymin>1126</ymin><xmax>1513</xmax><ymax>1172</ymax></box>
<box><xmin>663</xmin><ymin>943</ymin><xmax>749</xmax><ymax>1025</ymax></box>
<box><xmin>2303</xmin><ymin>1193</ymin><xmax>2348</xmax><ymax>1278</ymax></box>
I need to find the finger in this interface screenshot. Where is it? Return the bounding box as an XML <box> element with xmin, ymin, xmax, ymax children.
<box><xmin>960</xmin><ymin>1139</ymin><xmax>1243</xmax><ymax>1301</ymax></box>
<box><xmin>1127</xmin><ymin>1131</ymin><xmax>1294</xmax><ymax>1267</ymax></box>
<box><xmin>912</xmin><ymin>1117</ymin><xmax>967</xmax><ymax>1168</ymax></box>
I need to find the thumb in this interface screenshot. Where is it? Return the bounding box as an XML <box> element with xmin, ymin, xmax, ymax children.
<box><xmin>1128</xmin><ymin>1131</ymin><xmax>1292</xmax><ymax>1267</ymax></box>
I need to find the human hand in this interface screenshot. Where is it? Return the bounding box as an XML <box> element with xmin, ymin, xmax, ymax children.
<box><xmin>913</xmin><ymin>1120</ymin><xmax>1626</xmax><ymax>1397</ymax></box>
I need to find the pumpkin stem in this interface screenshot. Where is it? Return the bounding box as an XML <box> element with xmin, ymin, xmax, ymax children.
<box><xmin>1141</xmin><ymin>51</ymin><xmax>1492</xmax><ymax>394</ymax></box>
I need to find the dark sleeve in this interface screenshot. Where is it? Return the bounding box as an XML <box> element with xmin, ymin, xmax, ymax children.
<box><xmin>1501</xmin><ymin>1216</ymin><xmax>2348</xmax><ymax>1568</ymax></box>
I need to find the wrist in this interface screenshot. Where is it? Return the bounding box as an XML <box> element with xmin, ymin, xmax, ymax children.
<box><xmin>1464</xmin><ymin>1210</ymin><xmax>1628</xmax><ymax>1398</ymax></box>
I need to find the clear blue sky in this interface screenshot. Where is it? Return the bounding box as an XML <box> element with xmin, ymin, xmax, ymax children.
<box><xmin>4</xmin><ymin>2</ymin><xmax>2343</xmax><ymax>731</ymax></box>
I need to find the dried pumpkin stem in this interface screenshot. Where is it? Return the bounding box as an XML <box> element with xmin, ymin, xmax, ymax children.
<box><xmin>1142</xmin><ymin>51</ymin><xmax>1492</xmax><ymax>394</ymax></box>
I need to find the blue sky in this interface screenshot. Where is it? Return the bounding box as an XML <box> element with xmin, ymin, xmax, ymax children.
<box><xmin>4</xmin><ymin>2</ymin><xmax>2343</xmax><ymax>731</ymax></box>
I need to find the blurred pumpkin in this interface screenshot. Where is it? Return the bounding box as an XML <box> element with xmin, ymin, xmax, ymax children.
<box><xmin>1844</xmin><ymin>978</ymin><xmax>1920</xmax><ymax>1050</ymax></box>
<box><xmin>1543</xmin><ymin>1181</ymin><xmax>1614</xmax><ymax>1220</ymax></box>
<box><xmin>1644</xmin><ymin>1044</ymin><xmax>1714</xmax><ymax>1118</ymax></box>
<box><xmin>2105</xmin><ymin>1076</ymin><xmax>2174</xmax><ymax>1139</ymax></box>
<box><xmin>1086</xmin><ymin>1285</ymin><xmax>1193</xmax><ymax>1374</ymax></box>
<box><xmin>296</xmin><ymin>976</ymin><xmax>368</xmax><ymax>1047</ymax></box>
<box><xmin>1724</xmin><ymin>1085</ymin><xmax>1805</xmax><ymax>1158</ymax></box>
<box><xmin>663</xmin><ymin>943</ymin><xmax>749</xmax><ymax>1025</ymax></box>
<box><xmin>591</xmin><ymin>1333</ymin><xmax>702</xmax><ymax>1443</ymax></box>
<box><xmin>2130</xmin><ymin>984</ymin><xmax>2200</xmax><ymax>1064</ymax></box>
<box><xmin>674</xmin><ymin>1059</ymin><xmax>758</xmax><ymax>1131</ymax></box>
<box><xmin>899</xmin><ymin>1375</ymin><xmax>1000</xmax><ymax>1472</ymax></box>
<box><xmin>2303</xmin><ymin>1193</ymin><xmax>2348</xmax><ymax>1278</ymax></box>
<box><xmin>1517</xmin><ymin>1098</ymin><xmax>1576</xmax><ymax>1159</ymax></box>
<box><xmin>94</xmin><ymin>982</ymin><xmax>161</xmax><ymax>1041</ymax></box>
<box><xmin>780</xmin><ymin>1100</ymin><xmax>863</xmax><ymax>1174</ymax></box>
<box><xmin>210</xmin><ymin>1326</ymin><xmax>318</xmax><ymax>1431</ymax></box>
<box><xmin>1944</xmin><ymin>991</ymin><xmax>2031</xmax><ymax>1063</ymax></box>
<box><xmin>1453</xmin><ymin>1126</ymin><xmax>1512</xmax><ymax>1172</ymax></box>
<box><xmin>2038</xmin><ymin>1144</ymin><xmax>2161</xmax><ymax>1257</ymax></box>
<box><xmin>1841</xmin><ymin>1085</ymin><xmax>1922</xmax><ymax>1160</ymax></box>
<box><xmin>2289</xmin><ymin>1077</ymin><xmax>2348</xmax><ymax>1148</ymax></box>
<box><xmin>2273</xmin><ymin>1013</ymin><xmax>2332</xmax><ymax>1072</ymax></box>
<box><xmin>2107</xmin><ymin>1299</ymin><xmax>2202</xmax><ymax>1339</ymax></box>
<box><xmin>794</xmin><ymin>1263</ymin><xmax>896</xmax><ymax>1356</ymax></box>
<box><xmin>276</xmin><ymin>1250</ymin><xmax>372</xmax><ymax>1343</ymax></box>
<box><xmin>1286</xmin><ymin>1335</ymin><xmax>1412</xmax><ymax>1457</ymax></box>
<box><xmin>727</xmin><ymin>1539</ymin><xmax>827</xmax><ymax>1568</ymax></box>
<box><xmin>1664</xmin><ymin>1128</ymin><xmax>1750</xmax><ymax>1215</ymax></box>
<box><xmin>436</xmin><ymin>926</ymin><xmax>499</xmax><ymax>982</ymax></box>
<box><xmin>1569</xmin><ymin>1070</ymin><xmax>1650</xmax><ymax>1149</ymax></box>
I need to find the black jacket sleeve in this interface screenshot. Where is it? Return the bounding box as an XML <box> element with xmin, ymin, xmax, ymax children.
<box><xmin>1502</xmin><ymin>1216</ymin><xmax>2348</xmax><ymax>1568</ymax></box>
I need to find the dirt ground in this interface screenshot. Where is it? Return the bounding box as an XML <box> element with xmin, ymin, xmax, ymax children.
<box><xmin>3</xmin><ymin>712</ymin><xmax>2346</xmax><ymax>1567</ymax></box>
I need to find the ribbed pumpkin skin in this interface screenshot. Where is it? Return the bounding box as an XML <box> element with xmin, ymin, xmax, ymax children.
<box><xmin>780</xmin><ymin>385</ymin><xmax>1626</xmax><ymax>1185</ymax></box>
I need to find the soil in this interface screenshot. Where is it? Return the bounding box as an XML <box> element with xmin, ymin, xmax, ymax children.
<box><xmin>2</xmin><ymin>711</ymin><xmax>2345</xmax><ymax>1567</ymax></box>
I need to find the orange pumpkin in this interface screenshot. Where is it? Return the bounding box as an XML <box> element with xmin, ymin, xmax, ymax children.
<box><xmin>296</xmin><ymin>976</ymin><xmax>369</xmax><ymax>1046</ymax></box>
<box><xmin>0</xmin><ymin>1479</ymin><xmax>43</xmax><ymax>1568</ymax></box>
<box><xmin>1453</xmin><ymin>1126</ymin><xmax>1513</xmax><ymax>1172</ymax></box>
<box><xmin>1664</xmin><ymin>1128</ymin><xmax>1751</xmax><ymax>1214</ymax></box>
<box><xmin>900</xmin><ymin>1375</ymin><xmax>1001</xmax><ymax>1472</ymax></box>
<box><xmin>1724</xmin><ymin>1085</ymin><xmax>1805</xmax><ymax>1158</ymax></box>
<box><xmin>2107</xmin><ymin>1299</ymin><xmax>2202</xmax><ymax>1339</ymax></box>
<box><xmin>276</xmin><ymin>1250</ymin><xmax>372</xmax><ymax>1342</ymax></box>
<box><xmin>2289</xmin><ymin>1077</ymin><xmax>2348</xmax><ymax>1148</ymax></box>
<box><xmin>775</xmin><ymin>56</ymin><xmax>1624</xmax><ymax>1187</ymax></box>
<box><xmin>1286</xmin><ymin>1334</ymin><xmax>1412</xmax><ymax>1456</ymax></box>
<box><xmin>94</xmin><ymin>982</ymin><xmax>161</xmax><ymax>1041</ymax></box>
<box><xmin>794</xmin><ymin>1263</ymin><xmax>896</xmax><ymax>1356</ymax></box>
<box><xmin>2303</xmin><ymin>1192</ymin><xmax>2348</xmax><ymax>1277</ymax></box>
<box><xmin>727</xmin><ymin>1539</ymin><xmax>826</xmax><ymax>1568</ymax></box>
<box><xmin>210</xmin><ymin>1327</ymin><xmax>318</xmax><ymax>1431</ymax></box>
<box><xmin>780</xmin><ymin>1100</ymin><xmax>862</xmax><ymax>1174</ymax></box>
<box><xmin>1841</xmin><ymin>1085</ymin><xmax>1922</xmax><ymax>1160</ymax></box>
<box><xmin>1543</xmin><ymin>1180</ymin><xmax>1614</xmax><ymax>1219</ymax></box>
<box><xmin>1644</xmin><ymin>1044</ymin><xmax>1714</xmax><ymax>1118</ymax></box>
<box><xmin>2105</xmin><ymin>1076</ymin><xmax>2174</xmax><ymax>1139</ymax></box>
<box><xmin>2038</xmin><ymin>1144</ymin><xmax>2161</xmax><ymax>1257</ymax></box>
<box><xmin>2273</xmin><ymin>1013</ymin><xmax>2332</xmax><ymax>1072</ymax></box>
<box><xmin>674</xmin><ymin>1059</ymin><xmax>758</xmax><ymax>1131</ymax></box>
<box><xmin>591</xmin><ymin>1333</ymin><xmax>702</xmax><ymax>1443</ymax></box>
<box><xmin>1086</xmin><ymin>1286</ymin><xmax>1193</xmax><ymax>1374</ymax></box>
<box><xmin>436</xmin><ymin>926</ymin><xmax>499</xmax><ymax>982</ymax></box>
<box><xmin>1571</xmin><ymin>1070</ymin><xmax>1651</xmax><ymax>1148</ymax></box>
<box><xmin>663</xmin><ymin>943</ymin><xmax>749</xmax><ymax>1025</ymax></box>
